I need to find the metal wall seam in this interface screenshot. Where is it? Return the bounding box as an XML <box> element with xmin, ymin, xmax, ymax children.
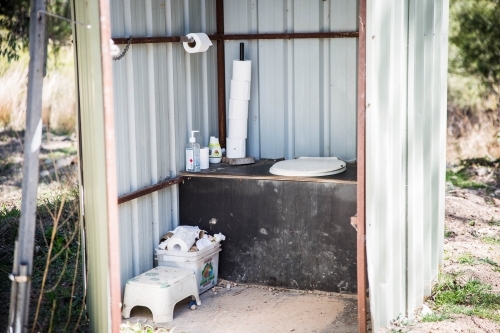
<box><xmin>407</xmin><ymin>0</ymin><xmax>425</xmax><ymax>315</ymax></box>
<box><xmin>184</xmin><ymin>0</ymin><xmax>193</xmax><ymax>136</ymax></box>
<box><xmin>422</xmin><ymin>0</ymin><xmax>435</xmax><ymax>296</ymax></box>
<box><xmin>201</xmin><ymin>0</ymin><xmax>210</xmax><ymax>146</ymax></box>
<box><xmin>430</xmin><ymin>0</ymin><xmax>443</xmax><ymax>283</ymax></box>
<box><xmin>321</xmin><ymin>0</ymin><xmax>330</xmax><ymax>158</ymax></box>
<box><xmin>164</xmin><ymin>0</ymin><xmax>179</xmax><ymax>227</ymax></box>
<box><xmin>391</xmin><ymin>0</ymin><xmax>408</xmax><ymax>319</ymax></box>
<box><xmin>285</xmin><ymin>0</ymin><xmax>294</xmax><ymax>160</ymax></box>
<box><xmin>145</xmin><ymin>0</ymin><xmax>160</xmax><ymax>256</ymax></box>
<box><xmin>122</xmin><ymin>0</ymin><xmax>141</xmax><ymax>277</ymax></box>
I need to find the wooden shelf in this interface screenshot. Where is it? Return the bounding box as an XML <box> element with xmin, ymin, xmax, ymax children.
<box><xmin>180</xmin><ymin>159</ymin><xmax>357</xmax><ymax>184</ymax></box>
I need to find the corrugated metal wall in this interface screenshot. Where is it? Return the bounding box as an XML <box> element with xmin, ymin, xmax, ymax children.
<box><xmin>72</xmin><ymin>1</ymin><xmax>112</xmax><ymax>331</ymax></box>
<box><xmin>110</xmin><ymin>0</ymin><xmax>218</xmax><ymax>292</ymax></box>
<box><xmin>224</xmin><ymin>0</ymin><xmax>358</xmax><ymax>160</ymax></box>
<box><xmin>109</xmin><ymin>0</ymin><xmax>359</xmax><ymax>292</ymax></box>
<box><xmin>366</xmin><ymin>0</ymin><xmax>448</xmax><ymax>329</ymax></box>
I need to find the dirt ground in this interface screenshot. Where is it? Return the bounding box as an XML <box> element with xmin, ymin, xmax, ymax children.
<box><xmin>124</xmin><ymin>281</ymin><xmax>358</xmax><ymax>333</ymax></box>
<box><xmin>387</xmin><ymin>185</ymin><xmax>500</xmax><ymax>332</ymax></box>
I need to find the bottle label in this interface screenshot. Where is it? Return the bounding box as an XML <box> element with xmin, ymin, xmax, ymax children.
<box><xmin>186</xmin><ymin>149</ymin><xmax>194</xmax><ymax>171</ymax></box>
<box><xmin>209</xmin><ymin>145</ymin><xmax>221</xmax><ymax>157</ymax></box>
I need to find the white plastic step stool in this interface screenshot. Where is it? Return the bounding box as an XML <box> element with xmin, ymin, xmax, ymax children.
<box><xmin>122</xmin><ymin>266</ymin><xmax>201</xmax><ymax>323</ymax></box>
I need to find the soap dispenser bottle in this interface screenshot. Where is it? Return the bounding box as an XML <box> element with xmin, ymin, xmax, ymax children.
<box><xmin>209</xmin><ymin>136</ymin><xmax>222</xmax><ymax>163</ymax></box>
<box><xmin>186</xmin><ymin>130</ymin><xmax>200</xmax><ymax>172</ymax></box>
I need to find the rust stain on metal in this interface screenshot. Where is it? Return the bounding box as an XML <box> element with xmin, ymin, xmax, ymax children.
<box><xmin>98</xmin><ymin>0</ymin><xmax>121</xmax><ymax>330</ymax></box>
<box><xmin>112</xmin><ymin>31</ymin><xmax>359</xmax><ymax>45</ymax></box>
<box><xmin>118</xmin><ymin>176</ymin><xmax>184</xmax><ymax>205</ymax></box>
<box><xmin>212</xmin><ymin>31</ymin><xmax>358</xmax><ymax>40</ymax></box>
<box><xmin>356</xmin><ymin>0</ymin><xmax>367</xmax><ymax>331</ymax></box>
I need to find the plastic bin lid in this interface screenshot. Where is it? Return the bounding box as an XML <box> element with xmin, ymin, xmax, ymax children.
<box><xmin>155</xmin><ymin>241</ymin><xmax>221</xmax><ymax>259</ymax></box>
<box><xmin>269</xmin><ymin>157</ymin><xmax>346</xmax><ymax>177</ymax></box>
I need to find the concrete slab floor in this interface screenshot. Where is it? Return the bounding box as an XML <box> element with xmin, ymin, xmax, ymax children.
<box><xmin>122</xmin><ymin>282</ymin><xmax>358</xmax><ymax>333</ymax></box>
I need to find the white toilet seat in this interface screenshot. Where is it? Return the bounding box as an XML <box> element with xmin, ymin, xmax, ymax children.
<box><xmin>269</xmin><ymin>157</ymin><xmax>346</xmax><ymax>177</ymax></box>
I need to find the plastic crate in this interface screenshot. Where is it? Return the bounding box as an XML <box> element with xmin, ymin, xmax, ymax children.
<box><xmin>155</xmin><ymin>242</ymin><xmax>221</xmax><ymax>294</ymax></box>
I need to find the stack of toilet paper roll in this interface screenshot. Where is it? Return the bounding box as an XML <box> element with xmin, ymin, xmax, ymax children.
<box><xmin>227</xmin><ymin>60</ymin><xmax>251</xmax><ymax>158</ymax></box>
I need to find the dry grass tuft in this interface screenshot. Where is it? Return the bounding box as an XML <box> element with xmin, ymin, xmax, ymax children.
<box><xmin>0</xmin><ymin>46</ymin><xmax>76</xmax><ymax>135</ymax></box>
<box><xmin>447</xmin><ymin>73</ymin><xmax>500</xmax><ymax>164</ymax></box>
<box><xmin>42</xmin><ymin>70</ymin><xmax>76</xmax><ymax>135</ymax></box>
<box><xmin>0</xmin><ymin>61</ymin><xmax>28</xmax><ymax>129</ymax></box>
<box><xmin>447</xmin><ymin>103</ymin><xmax>500</xmax><ymax>164</ymax></box>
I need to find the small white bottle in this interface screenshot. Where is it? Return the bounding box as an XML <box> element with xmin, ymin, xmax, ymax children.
<box><xmin>209</xmin><ymin>136</ymin><xmax>222</xmax><ymax>163</ymax></box>
<box><xmin>186</xmin><ymin>130</ymin><xmax>201</xmax><ymax>172</ymax></box>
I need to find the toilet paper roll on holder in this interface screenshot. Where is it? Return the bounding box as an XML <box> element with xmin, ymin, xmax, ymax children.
<box><xmin>180</xmin><ymin>35</ymin><xmax>195</xmax><ymax>44</ymax></box>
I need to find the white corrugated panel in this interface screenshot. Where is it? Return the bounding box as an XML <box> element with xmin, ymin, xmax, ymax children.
<box><xmin>224</xmin><ymin>0</ymin><xmax>358</xmax><ymax>160</ymax></box>
<box><xmin>407</xmin><ymin>0</ymin><xmax>449</xmax><ymax>313</ymax></box>
<box><xmin>366</xmin><ymin>0</ymin><xmax>448</xmax><ymax>329</ymax></box>
<box><xmin>109</xmin><ymin>0</ymin><xmax>218</xmax><ymax>292</ymax></box>
<box><xmin>366</xmin><ymin>0</ymin><xmax>409</xmax><ymax>328</ymax></box>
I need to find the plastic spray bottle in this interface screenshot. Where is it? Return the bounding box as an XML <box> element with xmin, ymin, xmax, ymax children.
<box><xmin>186</xmin><ymin>130</ymin><xmax>200</xmax><ymax>172</ymax></box>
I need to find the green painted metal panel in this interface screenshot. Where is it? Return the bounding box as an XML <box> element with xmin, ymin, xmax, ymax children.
<box><xmin>72</xmin><ymin>0</ymin><xmax>112</xmax><ymax>331</ymax></box>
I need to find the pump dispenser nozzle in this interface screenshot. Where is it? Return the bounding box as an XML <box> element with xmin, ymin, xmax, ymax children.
<box><xmin>189</xmin><ymin>130</ymin><xmax>199</xmax><ymax>143</ymax></box>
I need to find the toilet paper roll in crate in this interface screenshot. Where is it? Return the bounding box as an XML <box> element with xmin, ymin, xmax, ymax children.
<box><xmin>183</xmin><ymin>33</ymin><xmax>213</xmax><ymax>53</ymax></box>
<box><xmin>230</xmin><ymin>80</ymin><xmax>251</xmax><ymax>100</ymax></box>
<box><xmin>232</xmin><ymin>60</ymin><xmax>252</xmax><ymax>81</ymax></box>
<box><xmin>228</xmin><ymin>99</ymin><xmax>249</xmax><ymax>119</ymax></box>
<box><xmin>228</xmin><ymin>118</ymin><xmax>248</xmax><ymax>139</ymax></box>
<box><xmin>226</xmin><ymin>138</ymin><xmax>246</xmax><ymax>158</ymax></box>
<box><xmin>167</xmin><ymin>228</ymin><xmax>197</xmax><ymax>251</ymax></box>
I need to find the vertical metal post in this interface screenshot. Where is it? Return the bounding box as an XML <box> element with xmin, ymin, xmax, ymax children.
<box><xmin>216</xmin><ymin>0</ymin><xmax>226</xmax><ymax>148</ymax></box>
<box><xmin>8</xmin><ymin>241</ymin><xmax>19</xmax><ymax>330</ymax></box>
<box><xmin>97</xmin><ymin>0</ymin><xmax>122</xmax><ymax>331</ymax></box>
<box><xmin>357</xmin><ymin>0</ymin><xmax>367</xmax><ymax>331</ymax></box>
<box><xmin>8</xmin><ymin>0</ymin><xmax>47</xmax><ymax>331</ymax></box>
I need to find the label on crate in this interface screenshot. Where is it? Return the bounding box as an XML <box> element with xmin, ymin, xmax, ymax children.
<box><xmin>200</xmin><ymin>260</ymin><xmax>215</xmax><ymax>287</ymax></box>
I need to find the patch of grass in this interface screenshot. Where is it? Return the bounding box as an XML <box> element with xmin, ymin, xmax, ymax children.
<box><xmin>46</xmin><ymin>149</ymin><xmax>76</xmax><ymax>161</ymax></box>
<box><xmin>59</xmin><ymin>146</ymin><xmax>78</xmax><ymax>155</ymax></box>
<box><xmin>444</xmin><ymin>230</ymin><xmax>456</xmax><ymax>238</ymax></box>
<box><xmin>0</xmin><ymin>158</ymin><xmax>14</xmax><ymax>175</ymax></box>
<box><xmin>457</xmin><ymin>253</ymin><xmax>476</xmax><ymax>265</ymax></box>
<box><xmin>0</xmin><ymin>188</ymin><xmax>88</xmax><ymax>331</ymax></box>
<box><xmin>488</xmin><ymin>217</ymin><xmax>500</xmax><ymax>226</ymax></box>
<box><xmin>446</xmin><ymin>169</ymin><xmax>486</xmax><ymax>189</ymax></box>
<box><xmin>481</xmin><ymin>237</ymin><xmax>500</xmax><ymax>245</ymax></box>
<box><xmin>421</xmin><ymin>312</ymin><xmax>451</xmax><ymax>322</ymax></box>
<box><xmin>478</xmin><ymin>257</ymin><xmax>499</xmax><ymax>267</ymax></box>
<box><xmin>431</xmin><ymin>273</ymin><xmax>500</xmax><ymax>322</ymax></box>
